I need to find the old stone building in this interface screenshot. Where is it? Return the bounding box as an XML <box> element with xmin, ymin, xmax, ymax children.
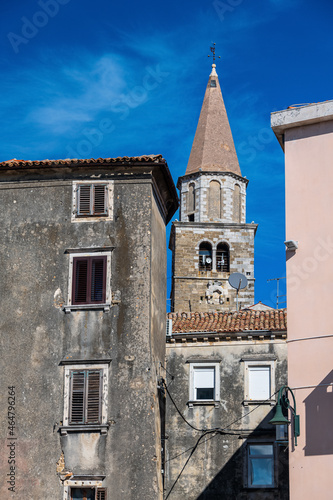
<box><xmin>0</xmin><ymin>155</ymin><xmax>178</xmax><ymax>499</ymax></box>
<box><xmin>169</xmin><ymin>63</ymin><xmax>257</xmax><ymax>313</ymax></box>
<box><xmin>165</xmin><ymin>310</ymin><xmax>289</xmax><ymax>499</ymax></box>
<box><xmin>165</xmin><ymin>63</ymin><xmax>289</xmax><ymax>500</ymax></box>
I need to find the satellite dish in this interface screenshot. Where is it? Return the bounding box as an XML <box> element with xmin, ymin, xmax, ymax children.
<box><xmin>206</xmin><ymin>257</ymin><xmax>212</xmax><ymax>264</ymax></box>
<box><xmin>228</xmin><ymin>273</ymin><xmax>248</xmax><ymax>311</ymax></box>
<box><xmin>229</xmin><ymin>273</ymin><xmax>248</xmax><ymax>290</ymax></box>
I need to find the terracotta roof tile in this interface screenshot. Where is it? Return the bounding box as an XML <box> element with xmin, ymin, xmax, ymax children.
<box><xmin>167</xmin><ymin>309</ymin><xmax>287</xmax><ymax>333</ymax></box>
<box><xmin>0</xmin><ymin>154</ymin><xmax>164</xmax><ymax>169</ymax></box>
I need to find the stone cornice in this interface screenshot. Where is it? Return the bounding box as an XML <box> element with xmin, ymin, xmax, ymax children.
<box><xmin>177</xmin><ymin>170</ymin><xmax>249</xmax><ymax>190</ymax></box>
<box><xmin>172</xmin><ymin>221</ymin><xmax>258</xmax><ymax>234</ymax></box>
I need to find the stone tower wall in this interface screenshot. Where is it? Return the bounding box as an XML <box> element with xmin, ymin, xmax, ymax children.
<box><xmin>179</xmin><ymin>173</ymin><xmax>247</xmax><ymax>224</ymax></box>
<box><xmin>171</xmin><ymin>222</ymin><xmax>256</xmax><ymax>312</ymax></box>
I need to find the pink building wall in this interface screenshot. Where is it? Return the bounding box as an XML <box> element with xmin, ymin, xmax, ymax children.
<box><xmin>272</xmin><ymin>104</ymin><xmax>333</xmax><ymax>500</ymax></box>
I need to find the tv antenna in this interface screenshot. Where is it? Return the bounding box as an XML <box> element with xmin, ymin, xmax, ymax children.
<box><xmin>229</xmin><ymin>273</ymin><xmax>248</xmax><ymax>311</ymax></box>
<box><xmin>267</xmin><ymin>277</ymin><xmax>286</xmax><ymax>309</ymax></box>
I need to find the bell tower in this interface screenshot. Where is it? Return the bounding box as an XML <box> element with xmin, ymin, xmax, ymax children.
<box><xmin>170</xmin><ymin>61</ymin><xmax>257</xmax><ymax>312</ymax></box>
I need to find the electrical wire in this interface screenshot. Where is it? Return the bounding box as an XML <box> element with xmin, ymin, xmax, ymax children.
<box><xmin>163</xmin><ymin>380</ymin><xmax>203</xmax><ymax>432</ymax></box>
<box><xmin>165</xmin><ymin>430</ymin><xmax>218</xmax><ymax>500</ymax></box>
<box><xmin>163</xmin><ymin>379</ymin><xmax>280</xmax><ymax>498</ymax></box>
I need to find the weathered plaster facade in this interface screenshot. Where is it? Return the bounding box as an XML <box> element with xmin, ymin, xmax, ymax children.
<box><xmin>0</xmin><ymin>156</ymin><xmax>178</xmax><ymax>499</ymax></box>
<box><xmin>165</xmin><ymin>311</ymin><xmax>289</xmax><ymax>500</ymax></box>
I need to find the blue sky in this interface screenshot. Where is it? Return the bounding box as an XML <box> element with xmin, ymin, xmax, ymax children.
<box><xmin>1</xmin><ymin>0</ymin><xmax>333</xmax><ymax>308</ymax></box>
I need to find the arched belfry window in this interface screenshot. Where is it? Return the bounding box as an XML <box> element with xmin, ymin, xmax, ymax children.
<box><xmin>216</xmin><ymin>243</ymin><xmax>230</xmax><ymax>272</ymax></box>
<box><xmin>208</xmin><ymin>180</ymin><xmax>221</xmax><ymax>220</ymax></box>
<box><xmin>233</xmin><ymin>184</ymin><xmax>241</xmax><ymax>222</ymax></box>
<box><xmin>199</xmin><ymin>242</ymin><xmax>212</xmax><ymax>271</ymax></box>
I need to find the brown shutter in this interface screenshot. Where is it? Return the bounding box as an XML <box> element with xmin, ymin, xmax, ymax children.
<box><xmin>93</xmin><ymin>185</ymin><xmax>107</xmax><ymax>215</ymax></box>
<box><xmin>73</xmin><ymin>258</ymin><xmax>88</xmax><ymax>304</ymax></box>
<box><xmin>86</xmin><ymin>370</ymin><xmax>102</xmax><ymax>423</ymax></box>
<box><xmin>78</xmin><ymin>185</ymin><xmax>92</xmax><ymax>215</ymax></box>
<box><xmin>73</xmin><ymin>256</ymin><xmax>107</xmax><ymax>305</ymax></box>
<box><xmin>91</xmin><ymin>257</ymin><xmax>106</xmax><ymax>303</ymax></box>
<box><xmin>97</xmin><ymin>488</ymin><xmax>107</xmax><ymax>500</ymax></box>
<box><xmin>70</xmin><ymin>371</ymin><xmax>85</xmax><ymax>424</ymax></box>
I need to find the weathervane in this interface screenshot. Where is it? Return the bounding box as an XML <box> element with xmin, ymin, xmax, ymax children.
<box><xmin>208</xmin><ymin>42</ymin><xmax>221</xmax><ymax>62</ymax></box>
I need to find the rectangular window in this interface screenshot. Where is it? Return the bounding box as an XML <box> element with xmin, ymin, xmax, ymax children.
<box><xmin>72</xmin><ymin>256</ymin><xmax>107</xmax><ymax>305</ymax></box>
<box><xmin>72</xmin><ymin>181</ymin><xmax>113</xmax><ymax>222</ymax></box>
<box><xmin>78</xmin><ymin>184</ymin><xmax>107</xmax><ymax>217</ymax></box>
<box><xmin>243</xmin><ymin>359</ymin><xmax>275</xmax><ymax>404</ymax></box>
<box><xmin>248</xmin><ymin>366</ymin><xmax>271</xmax><ymax>400</ymax></box>
<box><xmin>194</xmin><ymin>366</ymin><xmax>215</xmax><ymax>400</ymax></box>
<box><xmin>69</xmin><ymin>369</ymin><xmax>102</xmax><ymax>424</ymax></box>
<box><xmin>69</xmin><ymin>487</ymin><xmax>107</xmax><ymax>499</ymax></box>
<box><xmin>189</xmin><ymin>362</ymin><xmax>220</xmax><ymax>404</ymax></box>
<box><xmin>62</xmin><ymin>362</ymin><xmax>109</xmax><ymax>432</ymax></box>
<box><xmin>248</xmin><ymin>444</ymin><xmax>274</xmax><ymax>487</ymax></box>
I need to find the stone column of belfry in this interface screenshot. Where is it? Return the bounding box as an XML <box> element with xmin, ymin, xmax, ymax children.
<box><xmin>169</xmin><ymin>63</ymin><xmax>257</xmax><ymax>312</ymax></box>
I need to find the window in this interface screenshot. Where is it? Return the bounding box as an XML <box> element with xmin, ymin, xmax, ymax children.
<box><xmin>72</xmin><ymin>181</ymin><xmax>113</xmax><ymax>221</ymax></box>
<box><xmin>70</xmin><ymin>369</ymin><xmax>102</xmax><ymax>424</ymax></box>
<box><xmin>189</xmin><ymin>362</ymin><xmax>220</xmax><ymax>405</ymax></box>
<box><xmin>61</xmin><ymin>361</ymin><xmax>109</xmax><ymax>434</ymax></box>
<box><xmin>72</xmin><ymin>256</ymin><xmax>107</xmax><ymax>305</ymax></box>
<box><xmin>65</xmin><ymin>250</ymin><xmax>112</xmax><ymax>312</ymax></box>
<box><xmin>199</xmin><ymin>242</ymin><xmax>212</xmax><ymax>271</ymax></box>
<box><xmin>243</xmin><ymin>359</ymin><xmax>275</xmax><ymax>404</ymax></box>
<box><xmin>64</xmin><ymin>482</ymin><xmax>107</xmax><ymax>500</ymax></box>
<box><xmin>247</xmin><ymin>444</ymin><xmax>274</xmax><ymax>488</ymax></box>
<box><xmin>70</xmin><ymin>488</ymin><xmax>106</xmax><ymax>500</ymax></box>
<box><xmin>216</xmin><ymin>242</ymin><xmax>229</xmax><ymax>272</ymax></box>
<box><xmin>248</xmin><ymin>366</ymin><xmax>270</xmax><ymax>400</ymax></box>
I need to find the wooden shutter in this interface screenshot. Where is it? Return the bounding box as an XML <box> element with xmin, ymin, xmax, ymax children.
<box><xmin>86</xmin><ymin>370</ymin><xmax>102</xmax><ymax>423</ymax></box>
<box><xmin>74</xmin><ymin>258</ymin><xmax>88</xmax><ymax>304</ymax></box>
<box><xmin>73</xmin><ymin>256</ymin><xmax>107</xmax><ymax>305</ymax></box>
<box><xmin>97</xmin><ymin>488</ymin><xmax>107</xmax><ymax>500</ymax></box>
<box><xmin>93</xmin><ymin>185</ymin><xmax>107</xmax><ymax>215</ymax></box>
<box><xmin>70</xmin><ymin>371</ymin><xmax>85</xmax><ymax>424</ymax></box>
<box><xmin>78</xmin><ymin>185</ymin><xmax>92</xmax><ymax>215</ymax></box>
<box><xmin>91</xmin><ymin>258</ymin><xmax>106</xmax><ymax>302</ymax></box>
<box><xmin>70</xmin><ymin>370</ymin><xmax>102</xmax><ymax>424</ymax></box>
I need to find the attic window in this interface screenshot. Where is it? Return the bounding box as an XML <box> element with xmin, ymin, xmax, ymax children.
<box><xmin>72</xmin><ymin>181</ymin><xmax>113</xmax><ymax>222</ymax></box>
<box><xmin>78</xmin><ymin>184</ymin><xmax>107</xmax><ymax>216</ymax></box>
<box><xmin>210</xmin><ymin>80</ymin><xmax>217</xmax><ymax>88</ymax></box>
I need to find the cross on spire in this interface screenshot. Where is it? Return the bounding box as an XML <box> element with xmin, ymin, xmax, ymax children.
<box><xmin>208</xmin><ymin>42</ymin><xmax>221</xmax><ymax>62</ymax></box>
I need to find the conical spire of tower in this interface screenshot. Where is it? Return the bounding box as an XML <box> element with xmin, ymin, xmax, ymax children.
<box><xmin>185</xmin><ymin>64</ymin><xmax>241</xmax><ymax>176</ymax></box>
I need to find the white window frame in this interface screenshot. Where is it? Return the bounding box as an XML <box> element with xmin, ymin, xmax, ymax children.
<box><xmin>72</xmin><ymin>180</ymin><xmax>113</xmax><ymax>222</ymax></box>
<box><xmin>63</xmin><ymin>479</ymin><xmax>105</xmax><ymax>500</ymax></box>
<box><xmin>247</xmin><ymin>442</ymin><xmax>275</xmax><ymax>488</ymax></box>
<box><xmin>244</xmin><ymin>360</ymin><xmax>275</xmax><ymax>405</ymax></box>
<box><xmin>61</xmin><ymin>362</ymin><xmax>109</xmax><ymax>435</ymax></box>
<box><xmin>189</xmin><ymin>362</ymin><xmax>220</xmax><ymax>406</ymax></box>
<box><xmin>65</xmin><ymin>250</ymin><xmax>111</xmax><ymax>312</ymax></box>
